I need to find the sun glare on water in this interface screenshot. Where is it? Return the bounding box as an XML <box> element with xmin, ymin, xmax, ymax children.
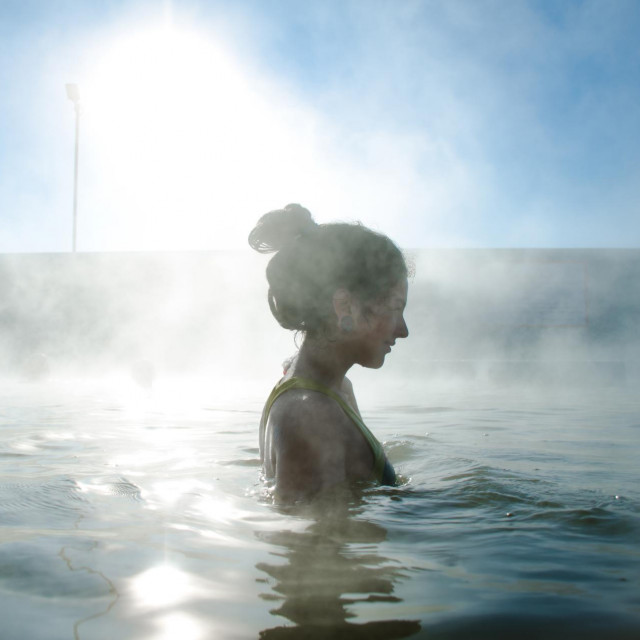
<box><xmin>79</xmin><ymin>23</ymin><xmax>317</xmax><ymax>250</ymax></box>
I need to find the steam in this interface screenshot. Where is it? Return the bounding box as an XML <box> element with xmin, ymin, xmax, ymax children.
<box><xmin>1</xmin><ymin>249</ymin><xmax>637</xmax><ymax>395</ymax></box>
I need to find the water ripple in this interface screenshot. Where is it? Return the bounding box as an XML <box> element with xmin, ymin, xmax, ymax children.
<box><xmin>0</xmin><ymin>476</ymin><xmax>87</xmax><ymax>520</ymax></box>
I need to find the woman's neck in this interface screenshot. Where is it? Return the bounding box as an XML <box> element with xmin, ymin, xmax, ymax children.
<box><xmin>290</xmin><ymin>336</ymin><xmax>352</xmax><ymax>391</ymax></box>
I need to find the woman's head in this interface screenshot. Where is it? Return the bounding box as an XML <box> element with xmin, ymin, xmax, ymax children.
<box><xmin>248</xmin><ymin>204</ymin><xmax>409</xmax><ymax>337</ymax></box>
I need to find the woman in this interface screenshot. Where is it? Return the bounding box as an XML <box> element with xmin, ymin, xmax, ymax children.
<box><xmin>249</xmin><ymin>203</ymin><xmax>409</xmax><ymax>501</ymax></box>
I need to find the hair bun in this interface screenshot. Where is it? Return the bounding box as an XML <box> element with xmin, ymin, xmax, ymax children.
<box><xmin>248</xmin><ymin>203</ymin><xmax>317</xmax><ymax>253</ymax></box>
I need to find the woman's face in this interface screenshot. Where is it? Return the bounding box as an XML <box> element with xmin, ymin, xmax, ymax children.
<box><xmin>352</xmin><ymin>279</ymin><xmax>409</xmax><ymax>369</ymax></box>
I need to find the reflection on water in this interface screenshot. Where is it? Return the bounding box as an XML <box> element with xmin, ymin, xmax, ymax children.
<box><xmin>256</xmin><ymin>493</ymin><xmax>421</xmax><ymax>639</ymax></box>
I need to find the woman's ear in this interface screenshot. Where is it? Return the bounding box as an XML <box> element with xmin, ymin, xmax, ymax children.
<box><xmin>332</xmin><ymin>288</ymin><xmax>354</xmax><ymax>319</ymax></box>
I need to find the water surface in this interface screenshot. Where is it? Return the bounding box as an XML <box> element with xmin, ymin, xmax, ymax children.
<box><xmin>1</xmin><ymin>377</ymin><xmax>639</xmax><ymax>639</ymax></box>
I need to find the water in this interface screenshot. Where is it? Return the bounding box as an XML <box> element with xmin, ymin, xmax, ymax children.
<box><xmin>1</xmin><ymin>376</ymin><xmax>639</xmax><ymax>639</ymax></box>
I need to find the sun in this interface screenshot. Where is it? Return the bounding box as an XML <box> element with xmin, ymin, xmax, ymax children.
<box><xmin>79</xmin><ymin>22</ymin><xmax>318</xmax><ymax>250</ymax></box>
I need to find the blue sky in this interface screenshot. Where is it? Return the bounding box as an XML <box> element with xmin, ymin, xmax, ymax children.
<box><xmin>1</xmin><ymin>0</ymin><xmax>639</xmax><ymax>252</ymax></box>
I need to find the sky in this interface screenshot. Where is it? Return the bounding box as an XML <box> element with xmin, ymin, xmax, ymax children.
<box><xmin>0</xmin><ymin>0</ymin><xmax>639</xmax><ymax>252</ymax></box>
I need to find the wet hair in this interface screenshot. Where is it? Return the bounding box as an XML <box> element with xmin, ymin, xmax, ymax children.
<box><xmin>248</xmin><ymin>203</ymin><xmax>408</xmax><ymax>336</ymax></box>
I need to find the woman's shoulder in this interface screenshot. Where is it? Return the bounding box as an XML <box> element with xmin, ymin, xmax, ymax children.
<box><xmin>269</xmin><ymin>386</ymin><xmax>351</xmax><ymax>439</ymax></box>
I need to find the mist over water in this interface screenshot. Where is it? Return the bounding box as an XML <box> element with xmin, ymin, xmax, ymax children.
<box><xmin>1</xmin><ymin>249</ymin><xmax>638</xmax><ymax>391</ymax></box>
<box><xmin>0</xmin><ymin>251</ymin><xmax>286</xmax><ymax>386</ymax></box>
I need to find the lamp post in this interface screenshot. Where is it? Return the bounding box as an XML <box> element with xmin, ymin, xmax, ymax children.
<box><xmin>66</xmin><ymin>83</ymin><xmax>80</xmax><ymax>252</ymax></box>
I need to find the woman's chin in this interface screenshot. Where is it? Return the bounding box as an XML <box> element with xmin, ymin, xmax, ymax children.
<box><xmin>361</xmin><ymin>355</ymin><xmax>386</xmax><ymax>370</ymax></box>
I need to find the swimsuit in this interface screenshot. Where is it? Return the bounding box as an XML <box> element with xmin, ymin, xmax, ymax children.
<box><xmin>260</xmin><ymin>376</ymin><xmax>396</xmax><ymax>486</ymax></box>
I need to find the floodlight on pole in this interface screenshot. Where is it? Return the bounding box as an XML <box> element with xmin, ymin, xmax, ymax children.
<box><xmin>66</xmin><ymin>83</ymin><xmax>80</xmax><ymax>252</ymax></box>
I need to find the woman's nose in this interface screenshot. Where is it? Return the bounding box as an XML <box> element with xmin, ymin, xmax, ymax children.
<box><xmin>396</xmin><ymin>315</ymin><xmax>409</xmax><ymax>339</ymax></box>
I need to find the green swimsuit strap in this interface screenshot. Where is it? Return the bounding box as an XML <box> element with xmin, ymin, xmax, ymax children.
<box><xmin>262</xmin><ymin>376</ymin><xmax>387</xmax><ymax>482</ymax></box>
